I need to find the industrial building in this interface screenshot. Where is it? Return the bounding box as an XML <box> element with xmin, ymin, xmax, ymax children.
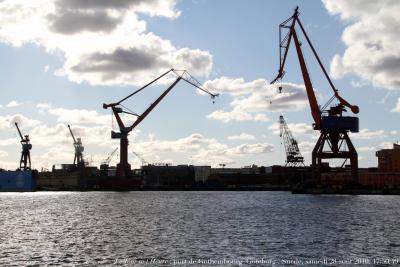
<box><xmin>376</xmin><ymin>144</ymin><xmax>400</xmax><ymax>172</ymax></box>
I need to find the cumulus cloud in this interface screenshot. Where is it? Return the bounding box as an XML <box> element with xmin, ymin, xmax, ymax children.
<box><xmin>132</xmin><ymin>133</ymin><xmax>274</xmax><ymax>167</ymax></box>
<box><xmin>0</xmin><ymin>138</ymin><xmax>18</xmax><ymax>147</ymax></box>
<box><xmin>358</xmin><ymin>146</ymin><xmax>376</xmax><ymax>152</ymax></box>
<box><xmin>323</xmin><ymin>0</ymin><xmax>400</xmax><ymax>89</ymax></box>
<box><xmin>0</xmin><ymin>114</ymin><xmax>41</xmax><ymax>129</ymax></box>
<box><xmin>379</xmin><ymin>142</ymin><xmax>395</xmax><ymax>149</ymax></box>
<box><xmin>36</xmin><ymin>103</ymin><xmax>111</xmax><ymax>125</ymax></box>
<box><xmin>5</xmin><ymin>100</ymin><xmax>23</xmax><ymax>108</ymax></box>
<box><xmin>205</xmin><ymin>77</ymin><xmax>308</xmax><ymax>122</ymax></box>
<box><xmin>392</xmin><ymin>98</ymin><xmax>400</xmax><ymax>112</ymax></box>
<box><xmin>29</xmin><ymin>123</ymin><xmax>122</xmax><ymax>148</ymax></box>
<box><xmin>228</xmin><ymin>133</ymin><xmax>256</xmax><ymax>141</ymax></box>
<box><xmin>0</xmin><ymin>150</ymin><xmax>8</xmax><ymax>158</ymax></box>
<box><xmin>0</xmin><ymin>0</ymin><xmax>211</xmax><ymax>86</ymax></box>
<box><xmin>269</xmin><ymin>121</ymin><xmax>313</xmax><ymax>136</ymax></box>
<box><xmin>350</xmin><ymin>128</ymin><xmax>387</xmax><ymax>140</ymax></box>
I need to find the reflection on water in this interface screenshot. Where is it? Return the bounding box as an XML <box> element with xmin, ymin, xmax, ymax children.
<box><xmin>0</xmin><ymin>192</ymin><xmax>399</xmax><ymax>265</ymax></box>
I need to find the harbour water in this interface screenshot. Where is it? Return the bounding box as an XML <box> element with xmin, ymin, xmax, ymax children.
<box><xmin>1</xmin><ymin>191</ymin><xmax>399</xmax><ymax>266</ymax></box>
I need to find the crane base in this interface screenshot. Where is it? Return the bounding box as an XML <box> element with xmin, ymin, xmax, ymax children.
<box><xmin>312</xmin><ymin>131</ymin><xmax>358</xmax><ymax>183</ymax></box>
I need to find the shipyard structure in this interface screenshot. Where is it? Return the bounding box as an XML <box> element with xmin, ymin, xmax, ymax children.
<box><xmin>1</xmin><ymin>143</ymin><xmax>399</xmax><ymax>193</ymax></box>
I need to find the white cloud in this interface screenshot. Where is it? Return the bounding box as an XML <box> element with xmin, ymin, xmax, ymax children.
<box><xmin>0</xmin><ymin>138</ymin><xmax>18</xmax><ymax>146</ymax></box>
<box><xmin>0</xmin><ymin>114</ymin><xmax>41</xmax><ymax>129</ymax></box>
<box><xmin>205</xmin><ymin>77</ymin><xmax>307</xmax><ymax>122</ymax></box>
<box><xmin>350</xmin><ymin>128</ymin><xmax>386</xmax><ymax>140</ymax></box>
<box><xmin>207</xmin><ymin>108</ymin><xmax>269</xmax><ymax>123</ymax></box>
<box><xmin>131</xmin><ymin>133</ymin><xmax>274</xmax><ymax>167</ymax></box>
<box><xmin>0</xmin><ymin>150</ymin><xmax>8</xmax><ymax>158</ymax></box>
<box><xmin>203</xmin><ymin>77</ymin><xmax>266</xmax><ymax>96</ymax></box>
<box><xmin>226</xmin><ymin>143</ymin><xmax>274</xmax><ymax>155</ymax></box>
<box><xmin>36</xmin><ymin>103</ymin><xmax>52</xmax><ymax>109</ymax></box>
<box><xmin>228</xmin><ymin>133</ymin><xmax>256</xmax><ymax>141</ymax></box>
<box><xmin>269</xmin><ymin>122</ymin><xmax>313</xmax><ymax>136</ymax></box>
<box><xmin>379</xmin><ymin>142</ymin><xmax>395</xmax><ymax>149</ymax></box>
<box><xmin>29</xmin><ymin>123</ymin><xmax>119</xmax><ymax>148</ymax></box>
<box><xmin>49</xmin><ymin>107</ymin><xmax>110</xmax><ymax>125</ymax></box>
<box><xmin>0</xmin><ymin>0</ymin><xmax>212</xmax><ymax>86</ymax></box>
<box><xmin>37</xmin><ymin>104</ymin><xmax>111</xmax><ymax>125</ymax></box>
<box><xmin>392</xmin><ymin>98</ymin><xmax>400</xmax><ymax>112</ymax></box>
<box><xmin>358</xmin><ymin>146</ymin><xmax>376</xmax><ymax>152</ymax></box>
<box><xmin>5</xmin><ymin>100</ymin><xmax>23</xmax><ymax>108</ymax></box>
<box><xmin>298</xmin><ymin>141</ymin><xmax>315</xmax><ymax>153</ymax></box>
<box><xmin>324</xmin><ymin>0</ymin><xmax>400</xmax><ymax>89</ymax></box>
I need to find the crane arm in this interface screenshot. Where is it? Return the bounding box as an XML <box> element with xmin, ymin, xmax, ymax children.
<box><xmin>103</xmin><ymin>69</ymin><xmax>174</xmax><ymax>109</ymax></box>
<box><xmin>132</xmin><ymin>151</ymin><xmax>148</xmax><ymax>165</ymax></box>
<box><xmin>295</xmin><ymin>17</ymin><xmax>359</xmax><ymax>114</ymax></box>
<box><xmin>104</xmin><ymin>69</ymin><xmax>218</xmax><ymax>134</ymax></box>
<box><xmin>103</xmin><ymin>148</ymin><xmax>118</xmax><ymax>165</ymax></box>
<box><xmin>15</xmin><ymin>122</ymin><xmax>24</xmax><ymax>141</ymax></box>
<box><xmin>67</xmin><ymin>125</ymin><xmax>77</xmax><ymax>143</ymax></box>
<box><xmin>127</xmin><ymin>72</ymin><xmax>218</xmax><ymax>132</ymax></box>
<box><xmin>292</xmin><ymin>29</ymin><xmax>321</xmax><ymax>129</ymax></box>
<box><xmin>128</xmin><ymin>77</ymin><xmax>182</xmax><ymax>131</ymax></box>
<box><xmin>271</xmin><ymin>7</ymin><xmax>321</xmax><ymax>129</ymax></box>
<box><xmin>270</xmin><ymin>14</ymin><xmax>296</xmax><ymax>84</ymax></box>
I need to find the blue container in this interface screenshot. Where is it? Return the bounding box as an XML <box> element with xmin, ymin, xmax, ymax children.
<box><xmin>0</xmin><ymin>170</ymin><xmax>37</xmax><ymax>192</ymax></box>
<box><xmin>321</xmin><ymin>116</ymin><xmax>359</xmax><ymax>133</ymax></box>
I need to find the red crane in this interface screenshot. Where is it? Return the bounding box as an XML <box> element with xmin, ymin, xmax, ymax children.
<box><xmin>15</xmin><ymin>122</ymin><xmax>32</xmax><ymax>170</ymax></box>
<box><xmin>271</xmin><ymin>7</ymin><xmax>360</xmax><ymax>182</ymax></box>
<box><xmin>103</xmin><ymin>69</ymin><xmax>218</xmax><ymax>178</ymax></box>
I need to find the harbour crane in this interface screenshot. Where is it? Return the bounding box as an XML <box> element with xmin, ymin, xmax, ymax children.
<box><xmin>103</xmin><ymin>69</ymin><xmax>218</xmax><ymax>178</ymax></box>
<box><xmin>279</xmin><ymin>115</ymin><xmax>305</xmax><ymax>167</ymax></box>
<box><xmin>271</xmin><ymin>7</ymin><xmax>359</xmax><ymax>182</ymax></box>
<box><xmin>67</xmin><ymin>125</ymin><xmax>84</xmax><ymax>167</ymax></box>
<box><xmin>15</xmin><ymin>122</ymin><xmax>32</xmax><ymax>170</ymax></box>
<box><xmin>132</xmin><ymin>151</ymin><xmax>148</xmax><ymax>167</ymax></box>
<box><xmin>100</xmin><ymin>148</ymin><xmax>118</xmax><ymax>171</ymax></box>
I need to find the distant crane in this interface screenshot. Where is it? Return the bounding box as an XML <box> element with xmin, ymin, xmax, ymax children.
<box><xmin>132</xmin><ymin>151</ymin><xmax>148</xmax><ymax>167</ymax></box>
<box><xmin>100</xmin><ymin>148</ymin><xmax>118</xmax><ymax>171</ymax></box>
<box><xmin>67</xmin><ymin>125</ymin><xmax>84</xmax><ymax>167</ymax></box>
<box><xmin>15</xmin><ymin>122</ymin><xmax>32</xmax><ymax>170</ymax></box>
<box><xmin>271</xmin><ymin>7</ymin><xmax>359</xmax><ymax>182</ymax></box>
<box><xmin>103</xmin><ymin>69</ymin><xmax>218</xmax><ymax>178</ymax></box>
<box><xmin>279</xmin><ymin>115</ymin><xmax>305</xmax><ymax>167</ymax></box>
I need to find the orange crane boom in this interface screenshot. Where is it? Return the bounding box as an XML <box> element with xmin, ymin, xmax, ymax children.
<box><xmin>271</xmin><ymin>7</ymin><xmax>360</xmax><ymax>182</ymax></box>
<box><xmin>271</xmin><ymin>7</ymin><xmax>359</xmax><ymax>130</ymax></box>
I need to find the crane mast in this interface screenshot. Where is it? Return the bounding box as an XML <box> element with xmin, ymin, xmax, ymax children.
<box><xmin>279</xmin><ymin>115</ymin><xmax>305</xmax><ymax>167</ymax></box>
<box><xmin>15</xmin><ymin>122</ymin><xmax>32</xmax><ymax>170</ymax></box>
<box><xmin>67</xmin><ymin>125</ymin><xmax>84</xmax><ymax>167</ymax></box>
<box><xmin>103</xmin><ymin>69</ymin><xmax>218</xmax><ymax>179</ymax></box>
<box><xmin>271</xmin><ymin>7</ymin><xmax>360</xmax><ymax>182</ymax></box>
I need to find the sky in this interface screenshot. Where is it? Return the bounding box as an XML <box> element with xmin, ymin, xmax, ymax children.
<box><xmin>0</xmin><ymin>0</ymin><xmax>399</xmax><ymax>170</ymax></box>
